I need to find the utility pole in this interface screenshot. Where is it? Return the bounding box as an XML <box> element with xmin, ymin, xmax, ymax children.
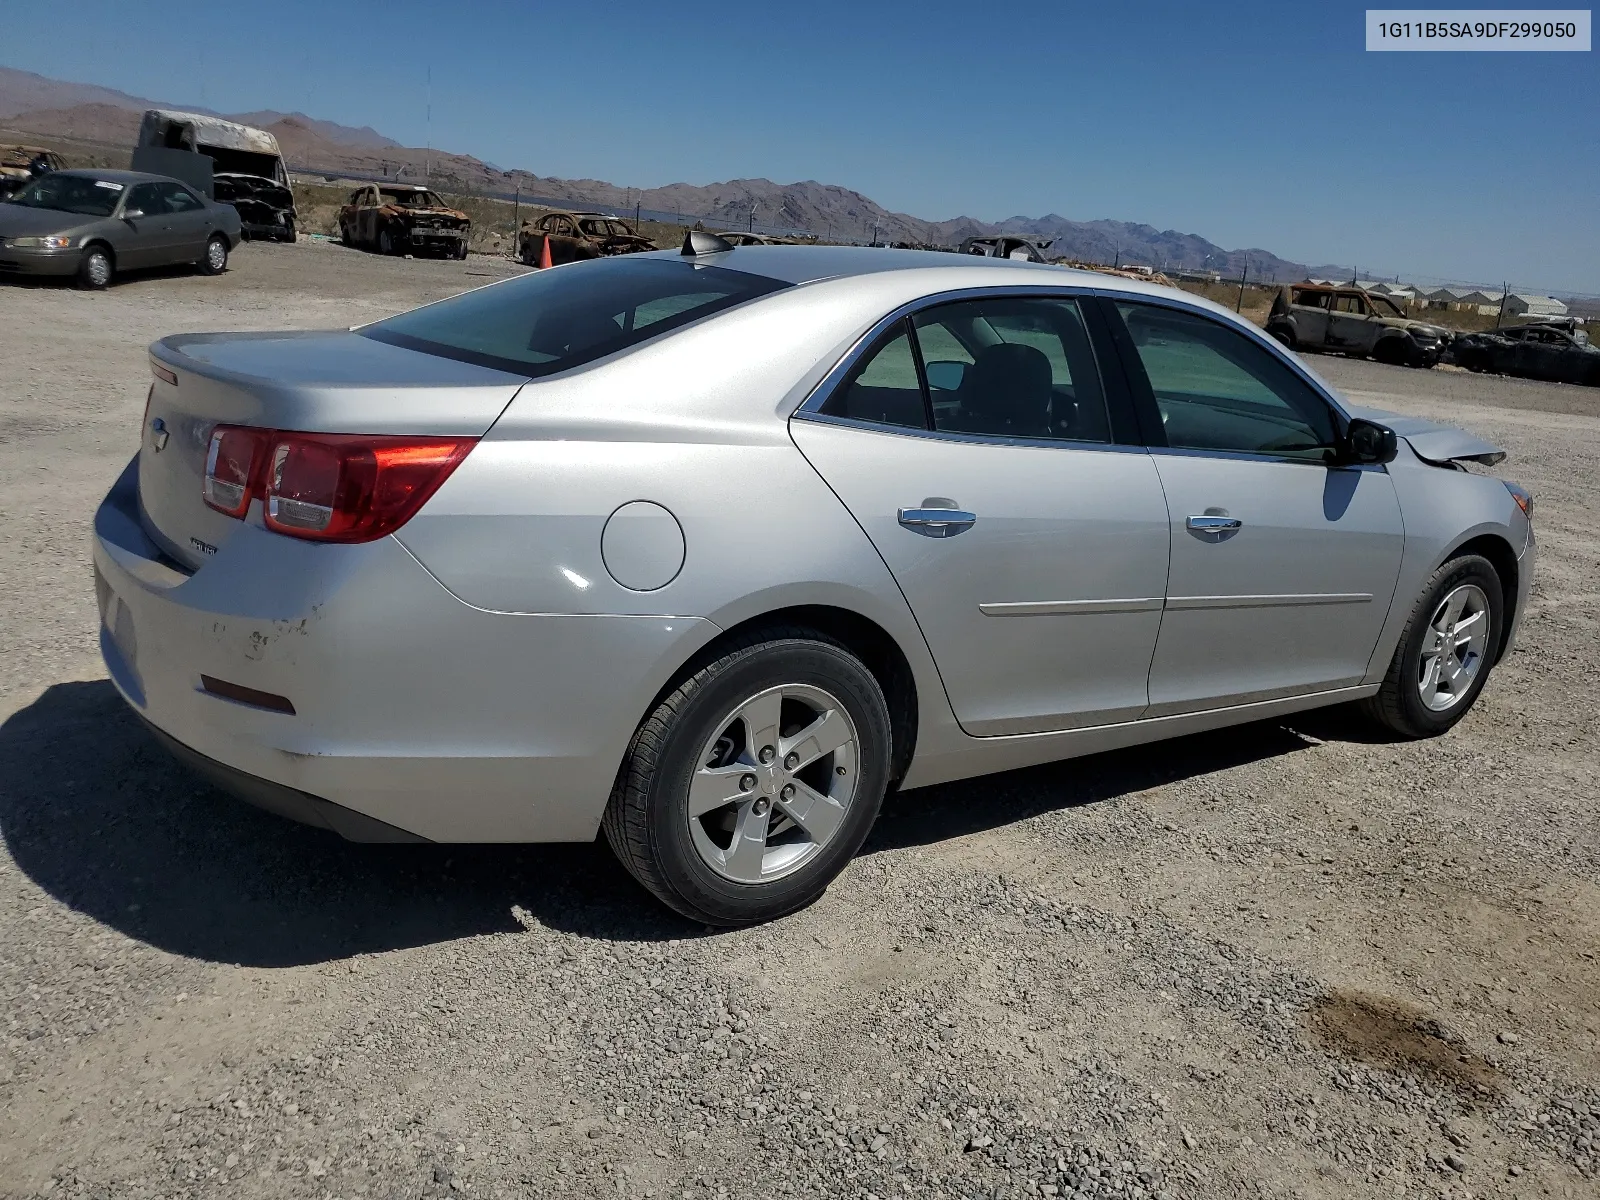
<box><xmin>512</xmin><ymin>184</ymin><xmax>519</xmax><ymax>244</ymax></box>
<box><xmin>1496</xmin><ymin>282</ymin><xmax>1509</xmax><ymax>328</ymax></box>
<box><xmin>1236</xmin><ymin>256</ymin><xmax>1249</xmax><ymax>312</ymax></box>
<box><xmin>749</xmin><ymin>200</ymin><xmax>757</xmax><ymax>233</ymax></box>
<box><xmin>424</xmin><ymin>65</ymin><xmax>432</xmax><ymax>182</ymax></box>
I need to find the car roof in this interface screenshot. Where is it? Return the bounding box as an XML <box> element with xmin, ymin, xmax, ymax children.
<box><xmin>53</xmin><ymin>168</ymin><xmax>179</xmax><ymax>185</ymax></box>
<box><xmin>632</xmin><ymin>243</ymin><xmax>1130</xmax><ymax>289</ymax></box>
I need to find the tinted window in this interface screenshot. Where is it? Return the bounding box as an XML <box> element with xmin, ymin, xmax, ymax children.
<box><xmin>913</xmin><ymin>298</ymin><xmax>1111</xmax><ymax>442</ymax></box>
<box><xmin>155</xmin><ymin>182</ymin><xmax>203</xmax><ymax>213</ymax></box>
<box><xmin>362</xmin><ymin>257</ymin><xmax>789</xmax><ymax>377</ymax></box>
<box><xmin>5</xmin><ymin>173</ymin><xmax>125</xmax><ymax>217</ymax></box>
<box><xmin>125</xmin><ymin>183</ymin><xmax>163</xmax><ymax>218</ymax></box>
<box><xmin>1115</xmin><ymin>303</ymin><xmax>1337</xmax><ymax>459</ymax></box>
<box><xmin>822</xmin><ymin>323</ymin><xmax>927</xmax><ymax>429</ymax></box>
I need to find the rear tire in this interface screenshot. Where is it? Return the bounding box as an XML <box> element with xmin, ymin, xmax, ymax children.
<box><xmin>603</xmin><ymin>629</ymin><xmax>893</xmax><ymax>927</ymax></box>
<box><xmin>199</xmin><ymin>234</ymin><xmax>229</xmax><ymax>276</ymax></box>
<box><xmin>1361</xmin><ymin>554</ymin><xmax>1503</xmax><ymax>739</ymax></box>
<box><xmin>76</xmin><ymin>244</ymin><xmax>112</xmax><ymax>290</ymax></box>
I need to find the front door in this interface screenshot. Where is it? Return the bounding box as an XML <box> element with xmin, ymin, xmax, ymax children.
<box><xmin>792</xmin><ymin>295</ymin><xmax>1170</xmax><ymax>736</ymax></box>
<box><xmin>1108</xmin><ymin>300</ymin><xmax>1404</xmax><ymax>714</ymax></box>
<box><xmin>1325</xmin><ymin>291</ymin><xmax>1378</xmax><ymax>354</ymax></box>
<box><xmin>115</xmin><ymin>182</ymin><xmax>169</xmax><ymax>269</ymax></box>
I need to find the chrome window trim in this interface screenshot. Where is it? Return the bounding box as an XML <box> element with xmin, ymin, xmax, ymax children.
<box><xmin>792</xmin><ymin>284</ymin><xmax>1130</xmax><ymax>451</ymax></box>
<box><xmin>793</xmin><ymin>283</ymin><xmax>1360</xmax><ymax>456</ymax></box>
<box><xmin>793</xmin><ymin>410</ymin><xmax>1151</xmax><ymax>455</ymax></box>
<box><xmin>1145</xmin><ymin>444</ymin><xmax>1388</xmax><ymax>471</ymax></box>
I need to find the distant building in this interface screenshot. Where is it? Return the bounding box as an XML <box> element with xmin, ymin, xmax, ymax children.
<box><xmin>1422</xmin><ymin>287</ymin><xmax>1479</xmax><ymax>311</ymax></box>
<box><xmin>1504</xmin><ymin>293</ymin><xmax>1568</xmax><ymax>318</ymax></box>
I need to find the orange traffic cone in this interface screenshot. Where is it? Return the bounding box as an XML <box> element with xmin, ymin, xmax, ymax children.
<box><xmin>538</xmin><ymin>235</ymin><xmax>553</xmax><ymax>270</ymax></box>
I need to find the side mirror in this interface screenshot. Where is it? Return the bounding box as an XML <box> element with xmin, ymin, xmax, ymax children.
<box><xmin>1342</xmin><ymin>417</ymin><xmax>1398</xmax><ymax>465</ymax></box>
<box><xmin>923</xmin><ymin>360</ymin><xmax>968</xmax><ymax>392</ymax></box>
<box><xmin>123</xmin><ymin>208</ymin><xmax>145</xmax><ymax>221</ymax></box>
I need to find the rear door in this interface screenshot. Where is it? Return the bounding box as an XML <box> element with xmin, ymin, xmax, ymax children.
<box><xmin>1105</xmin><ymin>298</ymin><xmax>1404</xmax><ymax>714</ymax></box>
<box><xmin>1290</xmin><ymin>289</ymin><xmax>1331</xmax><ymax>346</ymax></box>
<box><xmin>1326</xmin><ymin>292</ymin><xmax>1377</xmax><ymax>353</ymax></box>
<box><xmin>154</xmin><ymin>181</ymin><xmax>212</xmax><ymax>263</ymax></box>
<box><xmin>791</xmin><ymin>293</ymin><xmax>1171</xmax><ymax>736</ymax></box>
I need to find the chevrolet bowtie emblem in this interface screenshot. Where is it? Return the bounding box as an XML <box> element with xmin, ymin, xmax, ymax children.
<box><xmin>149</xmin><ymin>417</ymin><xmax>169</xmax><ymax>452</ymax></box>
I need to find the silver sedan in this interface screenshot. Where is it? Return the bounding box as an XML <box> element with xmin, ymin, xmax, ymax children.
<box><xmin>93</xmin><ymin>237</ymin><xmax>1535</xmax><ymax>925</ymax></box>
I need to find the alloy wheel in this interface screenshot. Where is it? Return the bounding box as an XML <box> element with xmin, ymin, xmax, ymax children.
<box><xmin>206</xmin><ymin>238</ymin><xmax>226</xmax><ymax>272</ymax></box>
<box><xmin>687</xmin><ymin>683</ymin><xmax>860</xmax><ymax>884</ymax></box>
<box><xmin>1417</xmin><ymin>583</ymin><xmax>1491</xmax><ymax>712</ymax></box>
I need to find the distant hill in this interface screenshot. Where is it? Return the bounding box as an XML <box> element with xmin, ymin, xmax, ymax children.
<box><xmin>0</xmin><ymin>65</ymin><xmax>398</xmax><ymax>149</ymax></box>
<box><xmin>0</xmin><ymin>65</ymin><xmax>1313</xmax><ymax>277</ymax></box>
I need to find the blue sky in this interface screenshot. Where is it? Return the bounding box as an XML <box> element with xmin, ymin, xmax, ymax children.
<box><xmin>7</xmin><ymin>0</ymin><xmax>1597</xmax><ymax>292</ymax></box>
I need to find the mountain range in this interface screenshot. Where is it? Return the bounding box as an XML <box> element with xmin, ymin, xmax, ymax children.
<box><xmin>1</xmin><ymin>64</ymin><xmax>1334</xmax><ymax>280</ymax></box>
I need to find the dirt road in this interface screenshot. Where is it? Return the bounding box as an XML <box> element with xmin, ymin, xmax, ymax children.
<box><xmin>2</xmin><ymin>245</ymin><xmax>1597</xmax><ymax>1200</ymax></box>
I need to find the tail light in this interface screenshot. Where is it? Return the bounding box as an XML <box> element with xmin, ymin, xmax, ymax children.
<box><xmin>202</xmin><ymin>426</ymin><xmax>475</xmax><ymax>543</ymax></box>
<box><xmin>203</xmin><ymin>426</ymin><xmax>272</xmax><ymax>517</ymax></box>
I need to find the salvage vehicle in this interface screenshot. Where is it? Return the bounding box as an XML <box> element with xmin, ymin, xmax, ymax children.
<box><xmin>98</xmin><ymin>243</ymin><xmax>1533</xmax><ymax>925</ymax></box>
<box><xmin>212</xmin><ymin>173</ymin><xmax>296</xmax><ymax>243</ymax></box>
<box><xmin>960</xmin><ymin>235</ymin><xmax>1053</xmax><ymax>263</ymax></box>
<box><xmin>1</xmin><ymin>168</ymin><xmax>239</xmax><ymax>289</ymax></box>
<box><xmin>715</xmin><ymin>232</ymin><xmax>793</xmax><ymax>246</ymax></box>
<box><xmin>0</xmin><ymin>146</ymin><xmax>64</xmax><ymax>201</ymax></box>
<box><xmin>338</xmin><ymin>184</ymin><xmax>470</xmax><ymax>258</ymax></box>
<box><xmin>518</xmin><ymin>211</ymin><xmax>655</xmax><ymax>265</ymax></box>
<box><xmin>1267</xmin><ymin>283</ymin><xmax>1450</xmax><ymax>367</ymax></box>
<box><xmin>1453</xmin><ymin>323</ymin><xmax>1600</xmax><ymax>386</ymax></box>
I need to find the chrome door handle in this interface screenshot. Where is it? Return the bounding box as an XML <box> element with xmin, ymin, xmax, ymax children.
<box><xmin>898</xmin><ymin>507</ymin><xmax>977</xmax><ymax>538</ymax></box>
<box><xmin>1186</xmin><ymin>514</ymin><xmax>1243</xmax><ymax>533</ymax></box>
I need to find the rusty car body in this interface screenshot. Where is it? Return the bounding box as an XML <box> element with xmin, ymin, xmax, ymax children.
<box><xmin>338</xmin><ymin>184</ymin><xmax>470</xmax><ymax>259</ymax></box>
<box><xmin>0</xmin><ymin>146</ymin><xmax>65</xmax><ymax>201</ymax></box>
<box><xmin>1453</xmin><ymin>322</ymin><xmax>1600</xmax><ymax>386</ymax></box>
<box><xmin>1267</xmin><ymin>283</ymin><xmax>1450</xmax><ymax>368</ymax></box>
<box><xmin>517</xmin><ymin>211</ymin><xmax>655</xmax><ymax>265</ymax></box>
<box><xmin>960</xmin><ymin>235</ymin><xmax>1053</xmax><ymax>263</ymax></box>
<box><xmin>212</xmin><ymin>173</ymin><xmax>296</xmax><ymax>242</ymax></box>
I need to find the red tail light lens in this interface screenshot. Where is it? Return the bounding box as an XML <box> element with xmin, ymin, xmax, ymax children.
<box><xmin>203</xmin><ymin>426</ymin><xmax>271</xmax><ymax>517</ymax></box>
<box><xmin>201</xmin><ymin>426</ymin><xmax>475</xmax><ymax>542</ymax></box>
<box><xmin>263</xmin><ymin>433</ymin><xmax>475</xmax><ymax>542</ymax></box>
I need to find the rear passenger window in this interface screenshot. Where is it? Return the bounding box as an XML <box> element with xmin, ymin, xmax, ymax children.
<box><xmin>822</xmin><ymin>323</ymin><xmax>927</xmax><ymax>430</ymax></box>
<box><xmin>913</xmin><ymin>298</ymin><xmax>1111</xmax><ymax>442</ymax></box>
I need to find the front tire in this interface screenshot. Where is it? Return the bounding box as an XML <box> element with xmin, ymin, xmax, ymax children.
<box><xmin>199</xmin><ymin>234</ymin><xmax>229</xmax><ymax>275</ymax></box>
<box><xmin>1362</xmin><ymin>554</ymin><xmax>1503</xmax><ymax>738</ymax></box>
<box><xmin>378</xmin><ymin>228</ymin><xmax>395</xmax><ymax>256</ymax></box>
<box><xmin>603</xmin><ymin>629</ymin><xmax>893</xmax><ymax>927</ymax></box>
<box><xmin>76</xmin><ymin>244</ymin><xmax>112</xmax><ymax>290</ymax></box>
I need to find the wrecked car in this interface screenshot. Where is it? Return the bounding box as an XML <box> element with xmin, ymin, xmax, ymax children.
<box><xmin>713</xmin><ymin>232</ymin><xmax>793</xmax><ymax>246</ymax></box>
<box><xmin>338</xmin><ymin>184</ymin><xmax>470</xmax><ymax>259</ymax></box>
<box><xmin>1454</xmin><ymin>323</ymin><xmax>1600</xmax><ymax>386</ymax></box>
<box><xmin>1267</xmin><ymin>283</ymin><xmax>1449</xmax><ymax>368</ymax></box>
<box><xmin>0</xmin><ymin>146</ymin><xmax>64</xmax><ymax>201</ymax></box>
<box><xmin>960</xmin><ymin>235</ymin><xmax>1053</xmax><ymax>263</ymax></box>
<box><xmin>517</xmin><ymin>211</ymin><xmax>655</xmax><ymax>265</ymax></box>
<box><xmin>212</xmin><ymin>173</ymin><xmax>296</xmax><ymax>242</ymax></box>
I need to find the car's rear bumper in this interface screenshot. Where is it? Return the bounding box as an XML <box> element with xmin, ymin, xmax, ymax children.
<box><xmin>0</xmin><ymin>246</ymin><xmax>79</xmax><ymax>277</ymax></box>
<box><xmin>92</xmin><ymin>456</ymin><xmax>719</xmax><ymax>843</ymax></box>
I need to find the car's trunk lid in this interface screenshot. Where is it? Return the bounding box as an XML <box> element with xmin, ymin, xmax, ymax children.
<box><xmin>141</xmin><ymin>330</ymin><xmax>527</xmax><ymax>570</ymax></box>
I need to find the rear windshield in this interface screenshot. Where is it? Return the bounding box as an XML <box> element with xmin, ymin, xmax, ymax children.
<box><xmin>360</xmin><ymin>257</ymin><xmax>790</xmax><ymax>378</ymax></box>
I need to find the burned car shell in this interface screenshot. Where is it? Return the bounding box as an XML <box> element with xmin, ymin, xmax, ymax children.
<box><xmin>338</xmin><ymin>184</ymin><xmax>470</xmax><ymax>259</ymax></box>
<box><xmin>1453</xmin><ymin>323</ymin><xmax>1600</xmax><ymax>386</ymax></box>
<box><xmin>518</xmin><ymin>211</ymin><xmax>656</xmax><ymax>265</ymax></box>
<box><xmin>1268</xmin><ymin>284</ymin><xmax>1448</xmax><ymax>368</ymax></box>
<box><xmin>1</xmin><ymin>146</ymin><xmax>65</xmax><ymax>200</ymax></box>
<box><xmin>213</xmin><ymin>173</ymin><xmax>296</xmax><ymax>242</ymax></box>
<box><xmin>960</xmin><ymin>235</ymin><xmax>1053</xmax><ymax>263</ymax></box>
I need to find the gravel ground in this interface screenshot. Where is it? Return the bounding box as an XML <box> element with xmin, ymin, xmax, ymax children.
<box><xmin>2</xmin><ymin>245</ymin><xmax>1598</xmax><ymax>1200</ymax></box>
